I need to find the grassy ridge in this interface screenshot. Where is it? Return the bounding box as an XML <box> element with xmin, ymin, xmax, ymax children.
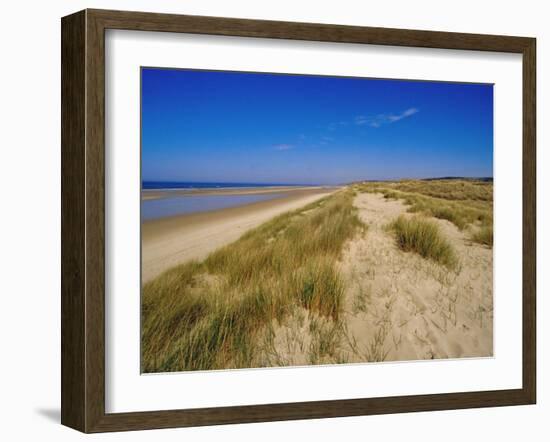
<box><xmin>142</xmin><ymin>190</ymin><xmax>363</xmax><ymax>372</ymax></box>
<box><xmin>355</xmin><ymin>180</ymin><xmax>493</xmax><ymax>247</ymax></box>
<box><xmin>389</xmin><ymin>215</ymin><xmax>457</xmax><ymax>269</ymax></box>
<box><xmin>381</xmin><ymin>179</ymin><xmax>492</xmax><ymax>202</ymax></box>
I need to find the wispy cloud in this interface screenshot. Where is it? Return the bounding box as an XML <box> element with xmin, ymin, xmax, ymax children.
<box><xmin>273</xmin><ymin>143</ymin><xmax>295</xmax><ymax>151</ymax></box>
<box><xmin>355</xmin><ymin>108</ymin><xmax>419</xmax><ymax>128</ymax></box>
<box><xmin>328</xmin><ymin>121</ymin><xmax>349</xmax><ymax>131</ymax></box>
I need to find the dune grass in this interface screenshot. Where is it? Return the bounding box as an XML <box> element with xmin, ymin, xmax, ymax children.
<box><xmin>472</xmin><ymin>225</ymin><xmax>493</xmax><ymax>247</ymax></box>
<box><xmin>142</xmin><ymin>190</ymin><xmax>363</xmax><ymax>372</ymax></box>
<box><xmin>355</xmin><ymin>180</ymin><xmax>493</xmax><ymax>247</ymax></box>
<box><xmin>389</xmin><ymin>215</ymin><xmax>458</xmax><ymax>269</ymax></box>
<box><xmin>380</xmin><ymin>179</ymin><xmax>492</xmax><ymax>202</ymax></box>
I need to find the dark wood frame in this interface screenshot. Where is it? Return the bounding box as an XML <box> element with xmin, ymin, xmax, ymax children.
<box><xmin>61</xmin><ymin>8</ymin><xmax>536</xmax><ymax>433</ymax></box>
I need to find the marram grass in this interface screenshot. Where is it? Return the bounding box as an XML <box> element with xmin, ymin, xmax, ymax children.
<box><xmin>472</xmin><ymin>225</ymin><xmax>493</xmax><ymax>247</ymax></box>
<box><xmin>355</xmin><ymin>179</ymin><xmax>493</xmax><ymax>247</ymax></box>
<box><xmin>389</xmin><ymin>215</ymin><xmax>458</xmax><ymax>269</ymax></box>
<box><xmin>142</xmin><ymin>190</ymin><xmax>363</xmax><ymax>373</ymax></box>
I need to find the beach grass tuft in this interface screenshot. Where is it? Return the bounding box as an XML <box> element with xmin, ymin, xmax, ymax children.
<box><xmin>389</xmin><ymin>215</ymin><xmax>458</xmax><ymax>269</ymax></box>
<box><xmin>472</xmin><ymin>225</ymin><xmax>493</xmax><ymax>247</ymax></box>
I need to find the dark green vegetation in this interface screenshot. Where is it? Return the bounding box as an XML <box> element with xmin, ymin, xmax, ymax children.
<box><xmin>142</xmin><ymin>191</ymin><xmax>363</xmax><ymax>372</ymax></box>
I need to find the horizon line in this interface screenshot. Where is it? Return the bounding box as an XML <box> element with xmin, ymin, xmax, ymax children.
<box><xmin>142</xmin><ymin>176</ymin><xmax>494</xmax><ymax>186</ymax></box>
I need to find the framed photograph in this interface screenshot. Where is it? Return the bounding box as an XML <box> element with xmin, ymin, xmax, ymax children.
<box><xmin>61</xmin><ymin>9</ymin><xmax>536</xmax><ymax>433</ymax></box>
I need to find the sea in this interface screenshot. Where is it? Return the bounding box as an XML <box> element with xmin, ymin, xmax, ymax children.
<box><xmin>142</xmin><ymin>181</ymin><xmax>308</xmax><ymax>190</ymax></box>
<box><xmin>141</xmin><ymin>181</ymin><xmax>313</xmax><ymax>221</ymax></box>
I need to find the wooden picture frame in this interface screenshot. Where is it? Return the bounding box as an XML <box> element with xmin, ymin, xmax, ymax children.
<box><xmin>61</xmin><ymin>8</ymin><xmax>536</xmax><ymax>433</ymax></box>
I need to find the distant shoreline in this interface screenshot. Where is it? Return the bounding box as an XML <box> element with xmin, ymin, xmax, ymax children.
<box><xmin>142</xmin><ymin>181</ymin><xmax>324</xmax><ymax>189</ymax></box>
<box><xmin>142</xmin><ymin>185</ymin><xmax>336</xmax><ymax>201</ymax></box>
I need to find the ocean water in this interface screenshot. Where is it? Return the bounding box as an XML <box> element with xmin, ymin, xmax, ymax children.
<box><xmin>141</xmin><ymin>193</ymin><xmax>284</xmax><ymax>221</ymax></box>
<box><xmin>141</xmin><ymin>182</ymin><xmax>318</xmax><ymax>221</ymax></box>
<box><xmin>142</xmin><ymin>181</ymin><xmax>307</xmax><ymax>190</ymax></box>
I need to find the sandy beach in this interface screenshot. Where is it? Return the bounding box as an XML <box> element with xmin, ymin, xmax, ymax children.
<box><xmin>142</xmin><ymin>187</ymin><xmax>337</xmax><ymax>283</ymax></box>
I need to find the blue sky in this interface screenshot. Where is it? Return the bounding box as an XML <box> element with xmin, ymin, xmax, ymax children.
<box><xmin>142</xmin><ymin>68</ymin><xmax>493</xmax><ymax>185</ymax></box>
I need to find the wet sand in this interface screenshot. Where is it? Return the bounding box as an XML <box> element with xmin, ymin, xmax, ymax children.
<box><xmin>142</xmin><ymin>187</ymin><xmax>337</xmax><ymax>283</ymax></box>
<box><xmin>142</xmin><ymin>186</ymin><xmax>325</xmax><ymax>201</ymax></box>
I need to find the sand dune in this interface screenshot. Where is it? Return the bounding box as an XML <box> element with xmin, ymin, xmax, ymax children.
<box><xmin>141</xmin><ymin>188</ymin><xmax>336</xmax><ymax>283</ymax></box>
<box><xmin>260</xmin><ymin>192</ymin><xmax>493</xmax><ymax>365</ymax></box>
<box><xmin>338</xmin><ymin>193</ymin><xmax>493</xmax><ymax>361</ymax></box>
